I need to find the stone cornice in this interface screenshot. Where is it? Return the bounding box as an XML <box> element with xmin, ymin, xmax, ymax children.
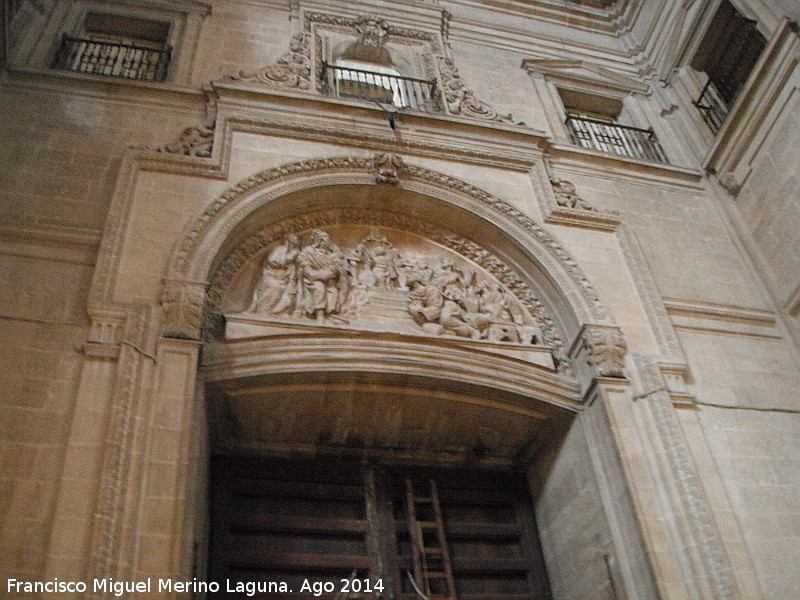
<box><xmin>548</xmin><ymin>142</ymin><xmax>705</xmax><ymax>191</ymax></box>
<box><xmin>135</xmin><ymin>81</ymin><xmax>551</xmax><ymax>176</ymax></box>
<box><xmin>202</xmin><ymin>333</ymin><xmax>582</xmax><ymax>411</ymax></box>
<box><xmin>0</xmin><ymin>219</ymin><xmax>101</xmax><ymax>265</ymax></box>
<box><xmin>0</xmin><ymin>65</ymin><xmax>207</xmax><ymax>111</ymax></box>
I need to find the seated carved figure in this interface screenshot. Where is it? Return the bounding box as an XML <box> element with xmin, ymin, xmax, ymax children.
<box><xmin>407</xmin><ymin>278</ymin><xmax>444</xmax><ymax>328</ymax></box>
<box><xmin>296</xmin><ymin>230</ymin><xmax>350</xmax><ymax>322</ymax></box>
<box><xmin>248</xmin><ymin>234</ymin><xmax>300</xmax><ymax>314</ymax></box>
<box><xmin>439</xmin><ymin>287</ymin><xmax>491</xmax><ymax>340</ymax></box>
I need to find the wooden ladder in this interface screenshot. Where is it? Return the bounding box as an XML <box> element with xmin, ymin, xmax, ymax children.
<box><xmin>404</xmin><ymin>478</ymin><xmax>457</xmax><ymax>600</ymax></box>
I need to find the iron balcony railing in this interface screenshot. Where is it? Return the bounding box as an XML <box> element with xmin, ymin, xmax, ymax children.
<box><xmin>693</xmin><ymin>79</ymin><xmax>735</xmax><ymax>134</ymax></box>
<box><xmin>53</xmin><ymin>36</ymin><xmax>171</xmax><ymax>82</ymax></box>
<box><xmin>565</xmin><ymin>114</ymin><xmax>669</xmax><ymax>163</ymax></box>
<box><xmin>321</xmin><ymin>62</ymin><xmax>441</xmax><ymax>113</ymax></box>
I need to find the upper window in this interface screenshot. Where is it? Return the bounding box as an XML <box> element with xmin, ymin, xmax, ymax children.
<box><xmin>52</xmin><ymin>12</ymin><xmax>172</xmax><ymax>82</ymax></box>
<box><xmin>321</xmin><ymin>38</ymin><xmax>438</xmax><ymax>112</ymax></box>
<box><xmin>691</xmin><ymin>1</ymin><xmax>766</xmax><ymax>133</ymax></box>
<box><xmin>559</xmin><ymin>88</ymin><xmax>668</xmax><ymax>163</ymax></box>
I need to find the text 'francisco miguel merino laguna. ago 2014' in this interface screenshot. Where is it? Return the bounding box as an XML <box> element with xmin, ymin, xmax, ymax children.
<box><xmin>7</xmin><ymin>577</ymin><xmax>386</xmax><ymax>597</ymax></box>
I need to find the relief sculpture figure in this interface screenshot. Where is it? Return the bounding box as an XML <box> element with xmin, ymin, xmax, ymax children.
<box><xmin>296</xmin><ymin>229</ymin><xmax>351</xmax><ymax>322</ymax></box>
<box><xmin>248</xmin><ymin>234</ymin><xmax>300</xmax><ymax>314</ymax></box>
<box><xmin>354</xmin><ymin>229</ymin><xmax>400</xmax><ymax>290</ymax></box>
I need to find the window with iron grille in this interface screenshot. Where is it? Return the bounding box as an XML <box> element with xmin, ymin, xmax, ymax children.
<box><xmin>691</xmin><ymin>1</ymin><xmax>766</xmax><ymax>133</ymax></box>
<box><xmin>52</xmin><ymin>12</ymin><xmax>172</xmax><ymax>82</ymax></box>
<box><xmin>558</xmin><ymin>88</ymin><xmax>668</xmax><ymax>163</ymax></box>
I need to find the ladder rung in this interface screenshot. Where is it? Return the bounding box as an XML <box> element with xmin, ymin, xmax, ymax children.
<box><xmin>414</xmin><ymin>496</ymin><xmax>433</xmax><ymax>503</ymax></box>
<box><xmin>418</xmin><ymin>521</ymin><xmax>438</xmax><ymax>528</ymax></box>
<box><xmin>423</xmin><ymin>547</ymin><xmax>443</xmax><ymax>554</ymax></box>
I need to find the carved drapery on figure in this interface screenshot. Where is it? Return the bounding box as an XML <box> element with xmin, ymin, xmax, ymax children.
<box><xmin>243</xmin><ymin>227</ymin><xmax>545</xmax><ymax>345</ymax></box>
<box><xmin>295</xmin><ymin>230</ymin><xmax>351</xmax><ymax>322</ymax></box>
<box><xmin>582</xmin><ymin>325</ymin><xmax>627</xmax><ymax>377</ymax></box>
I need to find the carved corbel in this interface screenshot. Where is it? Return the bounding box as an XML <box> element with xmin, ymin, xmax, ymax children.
<box><xmin>569</xmin><ymin>324</ymin><xmax>627</xmax><ymax>388</ymax></box>
<box><xmin>438</xmin><ymin>57</ymin><xmax>525</xmax><ymax>126</ymax></box>
<box><xmin>160</xmin><ymin>280</ymin><xmax>207</xmax><ymax>340</ymax></box>
<box><xmin>583</xmin><ymin>325</ymin><xmax>627</xmax><ymax>377</ymax></box>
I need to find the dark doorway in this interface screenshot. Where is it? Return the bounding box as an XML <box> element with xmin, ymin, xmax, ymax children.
<box><xmin>209</xmin><ymin>455</ymin><xmax>551</xmax><ymax>600</ymax></box>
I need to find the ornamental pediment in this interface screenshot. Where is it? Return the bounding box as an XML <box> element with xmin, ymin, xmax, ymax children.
<box><xmin>213</xmin><ymin>214</ymin><xmax>562</xmax><ymax>369</ymax></box>
<box><xmin>520</xmin><ymin>58</ymin><xmax>650</xmax><ymax>95</ymax></box>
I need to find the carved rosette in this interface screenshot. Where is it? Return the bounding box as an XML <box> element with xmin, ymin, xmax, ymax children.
<box><xmin>582</xmin><ymin>325</ymin><xmax>627</xmax><ymax>378</ymax></box>
<box><xmin>227</xmin><ymin>33</ymin><xmax>311</xmax><ymax>89</ymax></box>
<box><xmin>160</xmin><ymin>280</ymin><xmax>207</xmax><ymax>340</ymax></box>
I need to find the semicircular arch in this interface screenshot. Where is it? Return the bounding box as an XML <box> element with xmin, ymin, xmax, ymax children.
<box><xmin>164</xmin><ymin>156</ymin><xmax>611</xmax><ymax>351</ymax></box>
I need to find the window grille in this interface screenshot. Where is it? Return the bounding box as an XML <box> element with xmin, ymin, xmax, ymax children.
<box><xmin>565</xmin><ymin>114</ymin><xmax>668</xmax><ymax>163</ymax></box>
<box><xmin>321</xmin><ymin>62</ymin><xmax>441</xmax><ymax>113</ymax></box>
<box><xmin>53</xmin><ymin>35</ymin><xmax>171</xmax><ymax>82</ymax></box>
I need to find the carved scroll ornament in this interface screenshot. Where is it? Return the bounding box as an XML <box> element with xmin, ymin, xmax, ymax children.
<box><xmin>227</xmin><ymin>33</ymin><xmax>311</xmax><ymax>89</ymax></box>
<box><xmin>158</xmin><ymin>124</ymin><xmax>214</xmax><ymax>158</ymax></box>
<box><xmin>438</xmin><ymin>58</ymin><xmax>524</xmax><ymax>126</ymax></box>
<box><xmin>552</xmin><ymin>179</ymin><xmax>594</xmax><ymax>211</ymax></box>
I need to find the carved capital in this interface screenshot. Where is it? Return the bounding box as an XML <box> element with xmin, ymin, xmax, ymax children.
<box><xmin>580</xmin><ymin>324</ymin><xmax>627</xmax><ymax>378</ymax></box>
<box><xmin>160</xmin><ymin>280</ymin><xmax>207</xmax><ymax>340</ymax></box>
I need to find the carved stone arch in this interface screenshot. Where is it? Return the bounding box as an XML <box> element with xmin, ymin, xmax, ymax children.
<box><xmin>161</xmin><ymin>156</ymin><xmax>612</xmax><ymax>349</ymax></box>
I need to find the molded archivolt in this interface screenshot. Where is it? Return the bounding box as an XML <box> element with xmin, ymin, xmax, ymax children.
<box><xmin>164</xmin><ymin>156</ymin><xmax>610</xmax><ymax>343</ymax></box>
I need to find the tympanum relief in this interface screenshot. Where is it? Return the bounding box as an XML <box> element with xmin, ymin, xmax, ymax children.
<box><xmin>224</xmin><ymin>226</ymin><xmax>546</xmax><ymax>348</ymax></box>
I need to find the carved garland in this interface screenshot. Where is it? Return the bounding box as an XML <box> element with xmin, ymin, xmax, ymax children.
<box><xmin>204</xmin><ymin>209</ymin><xmax>563</xmax><ymax>352</ymax></box>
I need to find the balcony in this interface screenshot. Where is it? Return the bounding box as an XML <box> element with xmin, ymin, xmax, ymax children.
<box><xmin>565</xmin><ymin>114</ymin><xmax>668</xmax><ymax>163</ymax></box>
<box><xmin>53</xmin><ymin>36</ymin><xmax>171</xmax><ymax>82</ymax></box>
<box><xmin>320</xmin><ymin>62</ymin><xmax>441</xmax><ymax>113</ymax></box>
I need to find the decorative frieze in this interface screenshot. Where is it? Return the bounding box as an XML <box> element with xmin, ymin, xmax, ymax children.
<box><xmin>211</xmin><ymin>212</ymin><xmax>558</xmax><ymax>351</ymax></box>
<box><xmin>235</xmin><ymin>226</ymin><xmax>546</xmax><ymax>346</ymax></box>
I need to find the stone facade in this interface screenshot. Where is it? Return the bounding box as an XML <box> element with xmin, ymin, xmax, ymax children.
<box><xmin>1</xmin><ymin>1</ymin><xmax>799</xmax><ymax>599</ymax></box>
